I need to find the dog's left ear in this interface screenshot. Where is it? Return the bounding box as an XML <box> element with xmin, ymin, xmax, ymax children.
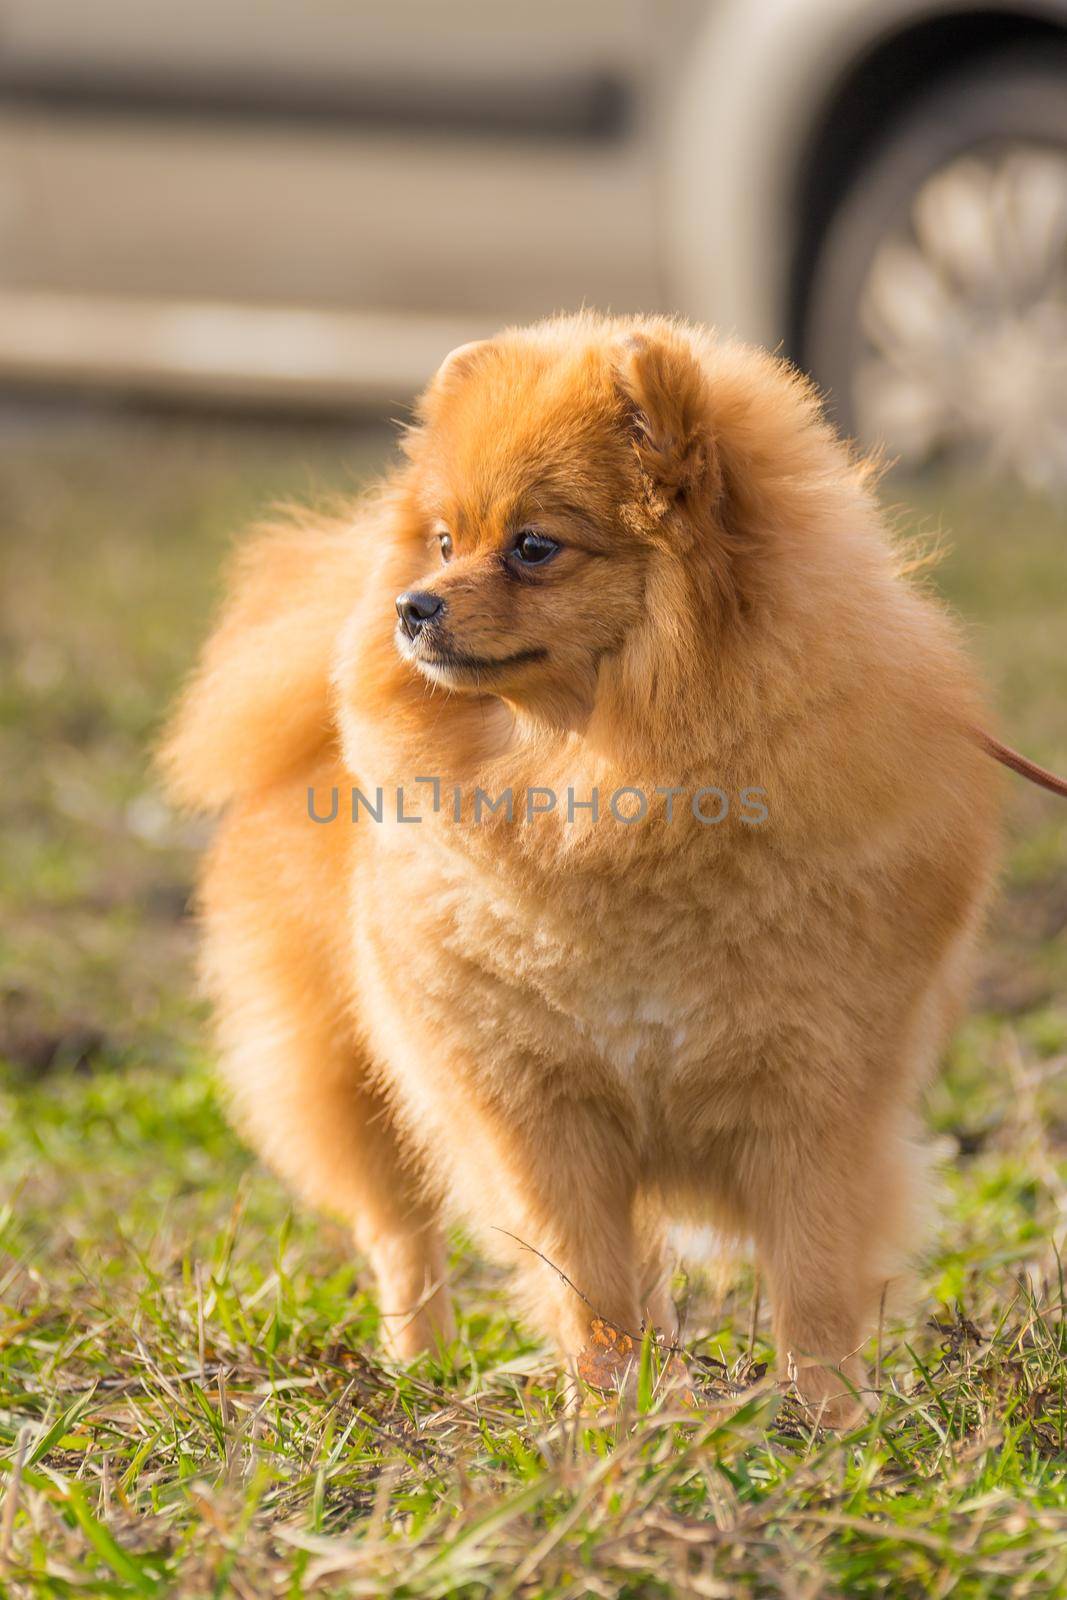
<box><xmin>613</xmin><ymin>329</ymin><xmax>720</xmax><ymax>504</ymax></box>
<box><xmin>412</xmin><ymin>338</ymin><xmax>492</xmax><ymax>429</ymax></box>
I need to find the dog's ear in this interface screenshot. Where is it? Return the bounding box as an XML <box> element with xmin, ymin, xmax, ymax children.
<box><xmin>414</xmin><ymin>338</ymin><xmax>491</xmax><ymax>427</ymax></box>
<box><xmin>613</xmin><ymin>329</ymin><xmax>719</xmax><ymax>504</ymax></box>
<box><xmin>427</xmin><ymin>339</ymin><xmax>491</xmax><ymax>401</ymax></box>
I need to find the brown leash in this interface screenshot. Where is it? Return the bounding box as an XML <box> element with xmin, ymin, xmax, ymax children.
<box><xmin>975</xmin><ymin>729</ymin><xmax>1067</xmax><ymax>799</ymax></box>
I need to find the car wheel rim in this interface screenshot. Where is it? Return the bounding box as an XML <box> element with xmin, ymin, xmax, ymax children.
<box><xmin>854</xmin><ymin>143</ymin><xmax>1067</xmax><ymax>487</ymax></box>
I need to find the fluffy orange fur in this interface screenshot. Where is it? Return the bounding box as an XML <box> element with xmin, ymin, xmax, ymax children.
<box><xmin>162</xmin><ymin>313</ymin><xmax>1001</xmax><ymax>1424</ymax></box>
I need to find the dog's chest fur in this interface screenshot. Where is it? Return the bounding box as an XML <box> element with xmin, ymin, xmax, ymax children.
<box><xmin>518</xmin><ymin>877</ymin><xmax>706</xmax><ymax>1086</ymax></box>
<box><xmin>360</xmin><ymin>822</ymin><xmax>751</xmax><ymax>1127</ymax></box>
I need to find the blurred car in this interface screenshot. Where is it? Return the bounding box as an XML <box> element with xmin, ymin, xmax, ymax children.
<box><xmin>1</xmin><ymin>0</ymin><xmax>1066</xmax><ymax>481</ymax></box>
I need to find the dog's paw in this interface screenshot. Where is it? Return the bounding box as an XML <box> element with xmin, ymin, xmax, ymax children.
<box><xmin>572</xmin><ymin>1320</ymin><xmax>697</xmax><ymax>1410</ymax></box>
<box><xmin>576</xmin><ymin>1317</ymin><xmax>637</xmax><ymax>1393</ymax></box>
<box><xmin>788</xmin><ymin>1354</ymin><xmax>874</xmax><ymax>1431</ymax></box>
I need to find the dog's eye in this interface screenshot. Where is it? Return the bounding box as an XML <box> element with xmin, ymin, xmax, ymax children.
<box><xmin>513</xmin><ymin>530</ymin><xmax>559</xmax><ymax>566</ymax></box>
<box><xmin>437</xmin><ymin>533</ymin><xmax>454</xmax><ymax>564</ymax></box>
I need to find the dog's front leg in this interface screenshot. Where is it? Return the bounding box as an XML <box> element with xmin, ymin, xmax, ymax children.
<box><xmin>742</xmin><ymin>1112</ymin><xmax>910</xmax><ymax>1428</ymax></box>
<box><xmin>468</xmin><ymin>1092</ymin><xmax>644</xmax><ymax>1383</ymax></box>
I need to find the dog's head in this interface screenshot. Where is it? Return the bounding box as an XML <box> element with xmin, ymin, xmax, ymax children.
<box><xmin>392</xmin><ymin>315</ymin><xmax>741</xmax><ymax>732</ymax></box>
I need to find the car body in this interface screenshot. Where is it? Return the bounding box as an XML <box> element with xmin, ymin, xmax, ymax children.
<box><xmin>2</xmin><ymin>0</ymin><xmax>1066</xmax><ymax>439</ymax></box>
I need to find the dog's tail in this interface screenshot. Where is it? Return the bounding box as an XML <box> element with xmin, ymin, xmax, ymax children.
<box><xmin>159</xmin><ymin>514</ymin><xmax>361</xmax><ymax>811</ymax></box>
<box><xmin>975</xmin><ymin>728</ymin><xmax>1067</xmax><ymax>799</ymax></box>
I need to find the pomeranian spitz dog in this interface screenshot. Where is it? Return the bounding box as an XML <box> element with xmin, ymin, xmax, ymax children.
<box><xmin>163</xmin><ymin>313</ymin><xmax>1001</xmax><ymax>1424</ymax></box>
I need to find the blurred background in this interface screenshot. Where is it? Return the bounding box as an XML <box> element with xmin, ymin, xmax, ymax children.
<box><xmin>1</xmin><ymin>0</ymin><xmax>1067</xmax><ymax>473</ymax></box>
<box><xmin>1</xmin><ymin>0</ymin><xmax>1066</xmax><ymax>1334</ymax></box>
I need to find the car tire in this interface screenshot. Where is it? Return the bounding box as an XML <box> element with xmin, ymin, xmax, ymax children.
<box><xmin>802</xmin><ymin>47</ymin><xmax>1067</xmax><ymax>484</ymax></box>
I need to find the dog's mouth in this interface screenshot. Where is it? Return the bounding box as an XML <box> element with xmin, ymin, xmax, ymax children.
<box><xmin>400</xmin><ymin>630</ymin><xmax>548</xmax><ymax>683</ymax></box>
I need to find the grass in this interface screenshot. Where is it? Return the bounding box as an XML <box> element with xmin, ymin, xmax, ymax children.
<box><xmin>1</xmin><ymin>405</ymin><xmax>1066</xmax><ymax>1597</ymax></box>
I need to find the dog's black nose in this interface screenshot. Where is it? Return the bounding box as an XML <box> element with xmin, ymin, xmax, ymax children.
<box><xmin>396</xmin><ymin>589</ymin><xmax>444</xmax><ymax>639</ymax></box>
